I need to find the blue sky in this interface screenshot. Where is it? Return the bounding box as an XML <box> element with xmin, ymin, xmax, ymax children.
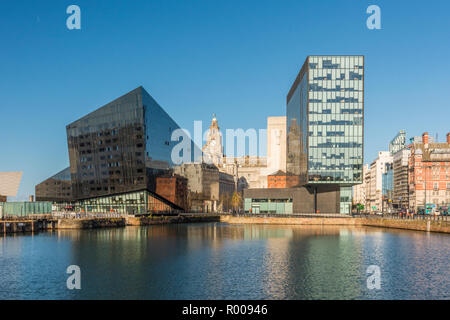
<box><xmin>1</xmin><ymin>0</ymin><xmax>449</xmax><ymax>200</ymax></box>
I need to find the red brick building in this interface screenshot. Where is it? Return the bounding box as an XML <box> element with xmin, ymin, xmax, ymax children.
<box><xmin>408</xmin><ymin>132</ymin><xmax>450</xmax><ymax>212</ymax></box>
<box><xmin>267</xmin><ymin>170</ymin><xmax>300</xmax><ymax>189</ymax></box>
<box><xmin>156</xmin><ymin>175</ymin><xmax>188</xmax><ymax>210</ymax></box>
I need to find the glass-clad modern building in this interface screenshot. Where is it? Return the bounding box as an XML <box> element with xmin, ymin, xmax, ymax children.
<box><xmin>35</xmin><ymin>167</ymin><xmax>72</xmax><ymax>202</ymax></box>
<box><xmin>382</xmin><ymin>162</ymin><xmax>394</xmax><ymax>211</ymax></box>
<box><xmin>389</xmin><ymin>130</ymin><xmax>406</xmax><ymax>154</ymax></box>
<box><xmin>53</xmin><ymin>189</ymin><xmax>183</xmax><ymax>215</ymax></box>
<box><xmin>286</xmin><ymin>56</ymin><xmax>364</xmax><ymax>213</ymax></box>
<box><xmin>66</xmin><ymin>86</ymin><xmax>200</xmax><ymax>201</ymax></box>
<box><xmin>244</xmin><ymin>198</ymin><xmax>293</xmax><ymax>214</ymax></box>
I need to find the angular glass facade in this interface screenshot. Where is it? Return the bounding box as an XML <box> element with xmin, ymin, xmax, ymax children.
<box><xmin>287</xmin><ymin>56</ymin><xmax>364</xmax><ymax>213</ymax></box>
<box><xmin>35</xmin><ymin>167</ymin><xmax>72</xmax><ymax>202</ymax></box>
<box><xmin>66</xmin><ymin>87</ymin><xmax>200</xmax><ymax>200</ymax></box>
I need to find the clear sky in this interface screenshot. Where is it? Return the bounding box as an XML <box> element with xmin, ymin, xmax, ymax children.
<box><xmin>1</xmin><ymin>0</ymin><xmax>449</xmax><ymax>200</ymax></box>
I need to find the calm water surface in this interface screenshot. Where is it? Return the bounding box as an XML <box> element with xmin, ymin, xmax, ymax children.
<box><xmin>0</xmin><ymin>223</ymin><xmax>449</xmax><ymax>300</ymax></box>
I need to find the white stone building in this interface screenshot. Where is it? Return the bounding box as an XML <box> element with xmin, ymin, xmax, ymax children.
<box><xmin>367</xmin><ymin>151</ymin><xmax>393</xmax><ymax>213</ymax></box>
<box><xmin>202</xmin><ymin>115</ymin><xmax>287</xmax><ymax>191</ymax></box>
<box><xmin>353</xmin><ymin>164</ymin><xmax>369</xmax><ymax>207</ymax></box>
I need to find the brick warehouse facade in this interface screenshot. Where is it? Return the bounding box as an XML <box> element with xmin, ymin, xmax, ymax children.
<box><xmin>155</xmin><ymin>175</ymin><xmax>188</xmax><ymax>211</ymax></box>
<box><xmin>267</xmin><ymin>170</ymin><xmax>299</xmax><ymax>189</ymax></box>
<box><xmin>408</xmin><ymin>132</ymin><xmax>450</xmax><ymax>212</ymax></box>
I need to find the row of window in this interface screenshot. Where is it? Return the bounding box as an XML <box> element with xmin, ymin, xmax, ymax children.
<box><xmin>309</xmin><ymin>124</ymin><xmax>363</xmax><ymax>135</ymax></box>
<box><xmin>310</xmin><ymin>80</ymin><xmax>362</xmax><ymax>92</ymax></box>
<box><xmin>309</xmin><ymin>142</ymin><xmax>363</xmax><ymax>148</ymax></box>
<box><xmin>309</xmin><ymin>136</ymin><xmax>363</xmax><ymax>143</ymax></box>
<box><xmin>308</xmin><ymin>172</ymin><xmax>362</xmax><ymax>183</ymax></box>
<box><xmin>310</xmin><ymin>62</ymin><xmax>364</xmax><ymax>70</ymax></box>
<box><xmin>308</xmin><ymin>163</ymin><xmax>363</xmax><ymax>170</ymax></box>
<box><xmin>80</xmin><ymin>150</ymin><xmax>146</xmax><ymax>163</ymax></box>
<box><xmin>309</xmin><ymin>119</ymin><xmax>363</xmax><ymax>126</ymax></box>
<box><xmin>310</xmin><ymin>90</ymin><xmax>363</xmax><ymax>98</ymax></box>
<box><xmin>310</xmin><ymin>109</ymin><xmax>363</xmax><ymax>115</ymax></box>
<box><xmin>308</xmin><ymin>56</ymin><xmax>364</xmax><ymax>69</ymax></box>
<box><xmin>69</xmin><ymin>124</ymin><xmax>142</xmax><ymax>137</ymax></box>
<box><xmin>312</xmin><ymin>72</ymin><xmax>363</xmax><ymax>81</ymax></box>
<box><xmin>249</xmin><ymin>199</ymin><xmax>293</xmax><ymax>203</ymax></box>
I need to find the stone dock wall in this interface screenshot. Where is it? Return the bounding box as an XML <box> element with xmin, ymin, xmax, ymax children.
<box><xmin>220</xmin><ymin>215</ymin><xmax>358</xmax><ymax>226</ymax></box>
<box><xmin>126</xmin><ymin>215</ymin><xmax>220</xmax><ymax>226</ymax></box>
<box><xmin>1</xmin><ymin>215</ymin><xmax>220</xmax><ymax>234</ymax></box>
<box><xmin>57</xmin><ymin>218</ymin><xmax>126</xmax><ymax>229</ymax></box>
<box><xmin>2</xmin><ymin>215</ymin><xmax>448</xmax><ymax>234</ymax></box>
<box><xmin>220</xmin><ymin>215</ymin><xmax>450</xmax><ymax>234</ymax></box>
<box><xmin>359</xmin><ymin>218</ymin><xmax>450</xmax><ymax>234</ymax></box>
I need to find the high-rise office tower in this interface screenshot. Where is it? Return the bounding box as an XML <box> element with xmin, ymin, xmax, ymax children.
<box><xmin>286</xmin><ymin>56</ymin><xmax>364</xmax><ymax>213</ymax></box>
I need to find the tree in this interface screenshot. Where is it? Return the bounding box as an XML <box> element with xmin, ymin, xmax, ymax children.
<box><xmin>353</xmin><ymin>203</ymin><xmax>364</xmax><ymax>213</ymax></box>
<box><xmin>220</xmin><ymin>192</ymin><xmax>232</xmax><ymax>212</ymax></box>
<box><xmin>231</xmin><ymin>192</ymin><xmax>242</xmax><ymax>213</ymax></box>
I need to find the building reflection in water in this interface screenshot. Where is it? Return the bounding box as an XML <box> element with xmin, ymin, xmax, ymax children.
<box><xmin>2</xmin><ymin>224</ymin><xmax>448</xmax><ymax>299</ymax></box>
<box><xmin>257</xmin><ymin>226</ymin><xmax>367</xmax><ymax>299</ymax></box>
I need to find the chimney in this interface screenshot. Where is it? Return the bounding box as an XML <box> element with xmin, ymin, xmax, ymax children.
<box><xmin>422</xmin><ymin>132</ymin><xmax>429</xmax><ymax>144</ymax></box>
<box><xmin>447</xmin><ymin>133</ymin><xmax>450</xmax><ymax>144</ymax></box>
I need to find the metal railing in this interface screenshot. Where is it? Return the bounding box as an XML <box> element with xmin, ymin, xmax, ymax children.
<box><xmin>354</xmin><ymin>212</ymin><xmax>449</xmax><ymax>222</ymax></box>
<box><xmin>51</xmin><ymin>212</ymin><xmax>126</xmax><ymax>219</ymax></box>
<box><xmin>229</xmin><ymin>212</ymin><xmax>352</xmax><ymax>218</ymax></box>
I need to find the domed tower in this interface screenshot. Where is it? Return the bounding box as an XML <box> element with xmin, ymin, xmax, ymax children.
<box><xmin>202</xmin><ymin>113</ymin><xmax>223</xmax><ymax>165</ymax></box>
